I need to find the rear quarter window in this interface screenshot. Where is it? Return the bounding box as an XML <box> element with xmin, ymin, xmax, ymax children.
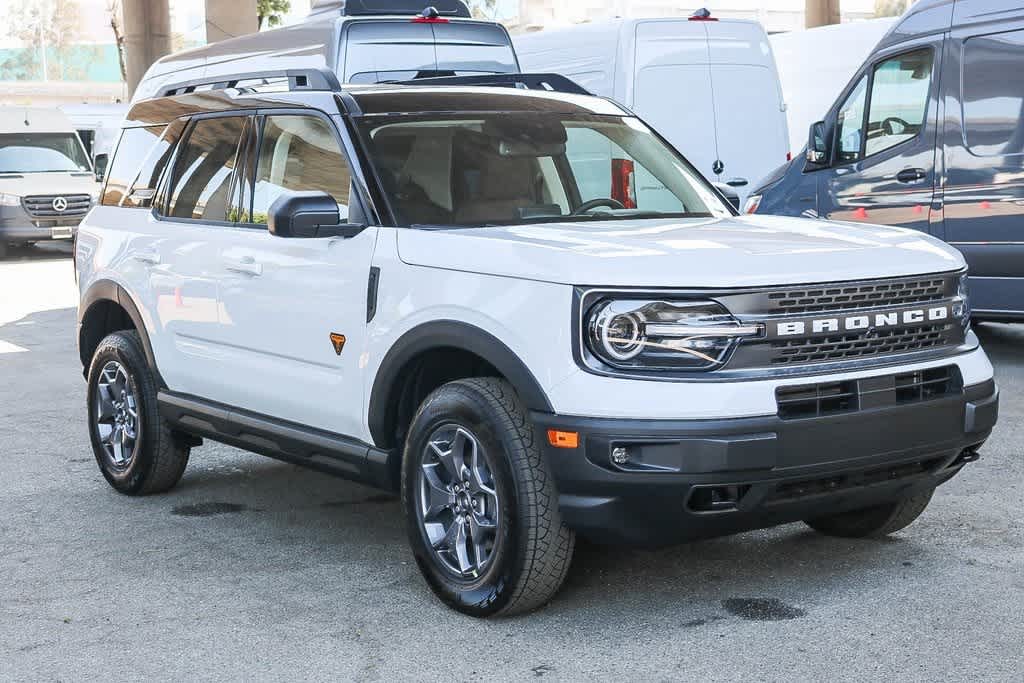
<box><xmin>101</xmin><ymin>125</ymin><xmax>165</xmax><ymax>207</ymax></box>
<box><xmin>962</xmin><ymin>29</ymin><xmax>1024</xmax><ymax>156</ymax></box>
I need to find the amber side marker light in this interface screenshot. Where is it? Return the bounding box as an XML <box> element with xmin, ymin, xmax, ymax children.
<box><xmin>547</xmin><ymin>430</ymin><xmax>580</xmax><ymax>449</ymax></box>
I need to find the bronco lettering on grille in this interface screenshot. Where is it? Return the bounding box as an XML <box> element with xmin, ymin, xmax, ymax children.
<box><xmin>775</xmin><ymin>305</ymin><xmax>951</xmax><ymax>337</ymax></box>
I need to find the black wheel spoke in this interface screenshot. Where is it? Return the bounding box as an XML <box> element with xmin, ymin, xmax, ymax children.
<box><xmin>92</xmin><ymin>360</ymin><xmax>140</xmax><ymax>471</ymax></box>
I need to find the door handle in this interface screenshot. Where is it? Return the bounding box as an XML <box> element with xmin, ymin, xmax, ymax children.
<box><xmin>133</xmin><ymin>250</ymin><xmax>161</xmax><ymax>265</ymax></box>
<box><xmin>224</xmin><ymin>256</ymin><xmax>263</xmax><ymax>276</ymax></box>
<box><xmin>896</xmin><ymin>168</ymin><xmax>927</xmax><ymax>183</ymax></box>
<box><xmin>725</xmin><ymin>177</ymin><xmax>748</xmax><ymax>187</ymax></box>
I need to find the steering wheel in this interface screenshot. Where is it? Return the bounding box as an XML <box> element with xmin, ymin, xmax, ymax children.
<box><xmin>881</xmin><ymin>116</ymin><xmax>911</xmax><ymax>136</ymax></box>
<box><xmin>573</xmin><ymin>198</ymin><xmax>627</xmax><ymax>215</ymax></box>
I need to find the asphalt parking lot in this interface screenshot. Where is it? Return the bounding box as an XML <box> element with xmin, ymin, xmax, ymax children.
<box><xmin>1</xmin><ymin>244</ymin><xmax>1021</xmax><ymax>681</ymax></box>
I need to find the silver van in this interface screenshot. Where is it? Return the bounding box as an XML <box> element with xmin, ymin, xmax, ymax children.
<box><xmin>132</xmin><ymin>0</ymin><xmax>519</xmax><ymax>103</ymax></box>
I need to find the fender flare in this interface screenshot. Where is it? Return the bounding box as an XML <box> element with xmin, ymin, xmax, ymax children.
<box><xmin>367</xmin><ymin>320</ymin><xmax>554</xmax><ymax>447</ymax></box>
<box><xmin>78</xmin><ymin>280</ymin><xmax>161</xmax><ymax>383</ymax></box>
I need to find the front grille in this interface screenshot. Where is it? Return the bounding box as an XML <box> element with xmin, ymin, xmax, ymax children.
<box><xmin>720</xmin><ymin>272</ymin><xmax>965</xmax><ymax>371</ymax></box>
<box><xmin>22</xmin><ymin>194</ymin><xmax>91</xmax><ymax>218</ymax></box>
<box><xmin>769</xmin><ymin>323</ymin><xmax>950</xmax><ymax>366</ymax></box>
<box><xmin>776</xmin><ymin>365</ymin><xmax>961</xmax><ymax>420</ymax></box>
<box><xmin>765</xmin><ymin>276</ymin><xmax>947</xmax><ymax>315</ymax></box>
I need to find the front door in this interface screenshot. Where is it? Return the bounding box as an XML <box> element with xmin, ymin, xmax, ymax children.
<box><xmin>820</xmin><ymin>43</ymin><xmax>940</xmax><ymax>233</ymax></box>
<box><xmin>214</xmin><ymin>112</ymin><xmax>377</xmax><ymax>439</ymax></box>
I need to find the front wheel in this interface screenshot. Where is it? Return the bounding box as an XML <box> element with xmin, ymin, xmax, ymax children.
<box><xmin>401</xmin><ymin>378</ymin><xmax>575</xmax><ymax>617</ymax></box>
<box><xmin>804</xmin><ymin>489</ymin><xmax>934</xmax><ymax>538</ymax></box>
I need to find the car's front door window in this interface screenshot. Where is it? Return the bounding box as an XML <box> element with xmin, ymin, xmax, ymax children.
<box><xmin>250</xmin><ymin>115</ymin><xmax>353</xmax><ymax>225</ymax></box>
<box><xmin>836</xmin><ymin>76</ymin><xmax>868</xmax><ymax>163</ymax></box>
<box><xmin>864</xmin><ymin>48</ymin><xmax>933</xmax><ymax>157</ymax></box>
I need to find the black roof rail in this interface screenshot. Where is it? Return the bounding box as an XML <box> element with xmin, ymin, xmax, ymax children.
<box><xmin>158</xmin><ymin>68</ymin><xmax>342</xmax><ymax>98</ymax></box>
<box><xmin>388</xmin><ymin>73</ymin><xmax>591</xmax><ymax>96</ymax></box>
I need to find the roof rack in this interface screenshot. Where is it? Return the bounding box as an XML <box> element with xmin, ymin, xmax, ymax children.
<box><xmin>158</xmin><ymin>68</ymin><xmax>342</xmax><ymax>98</ymax></box>
<box><xmin>389</xmin><ymin>73</ymin><xmax>591</xmax><ymax>96</ymax></box>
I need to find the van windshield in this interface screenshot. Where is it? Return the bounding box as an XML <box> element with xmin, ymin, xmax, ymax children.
<box><xmin>356</xmin><ymin>113</ymin><xmax>731</xmax><ymax>227</ymax></box>
<box><xmin>0</xmin><ymin>133</ymin><xmax>91</xmax><ymax>173</ymax></box>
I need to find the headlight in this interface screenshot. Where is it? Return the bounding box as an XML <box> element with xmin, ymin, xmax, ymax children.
<box><xmin>0</xmin><ymin>192</ymin><xmax>21</xmax><ymax>207</ymax></box>
<box><xmin>584</xmin><ymin>298</ymin><xmax>763</xmax><ymax>372</ymax></box>
<box><xmin>742</xmin><ymin>194</ymin><xmax>762</xmax><ymax>214</ymax></box>
<box><xmin>954</xmin><ymin>274</ymin><xmax>971</xmax><ymax>332</ymax></box>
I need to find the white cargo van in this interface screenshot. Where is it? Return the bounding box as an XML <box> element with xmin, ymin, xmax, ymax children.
<box><xmin>0</xmin><ymin>107</ymin><xmax>99</xmax><ymax>257</ymax></box>
<box><xmin>515</xmin><ymin>12</ymin><xmax>789</xmax><ymax>202</ymax></box>
<box><xmin>132</xmin><ymin>0</ymin><xmax>519</xmax><ymax>103</ymax></box>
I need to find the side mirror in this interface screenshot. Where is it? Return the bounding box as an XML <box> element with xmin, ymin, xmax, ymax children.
<box><xmin>94</xmin><ymin>153</ymin><xmax>108</xmax><ymax>183</ymax></box>
<box><xmin>267</xmin><ymin>191</ymin><xmax>365</xmax><ymax>239</ymax></box>
<box><xmin>805</xmin><ymin>121</ymin><xmax>829</xmax><ymax>167</ymax></box>
<box><xmin>712</xmin><ymin>182</ymin><xmax>741</xmax><ymax>211</ymax></box>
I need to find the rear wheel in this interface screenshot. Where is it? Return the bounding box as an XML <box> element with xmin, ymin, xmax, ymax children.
<box><xmin>401</xmin><ymin>378</ymin><xmax>575</xmax><ymax>617</ymax></box>
<box><xmin>86</xmin><ymin>330</ymin><xmax>190</xmax><ymax>494</ymax></box>
<box><xmin>804</xmin><ymin>489</ymin><xmax>934</xmax><ymax>538</ymax></box>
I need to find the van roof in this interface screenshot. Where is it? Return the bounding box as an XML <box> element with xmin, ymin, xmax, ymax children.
<box><xmin>0</xmin><ymin>107</ymin><xmax>75</xmax><ymax>134</ymax></box>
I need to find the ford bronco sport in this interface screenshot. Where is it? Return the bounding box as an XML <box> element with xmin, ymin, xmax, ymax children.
<box><xmin>76</xmin><ymin>71</ymin><xmax>998</xmax><ymax>617</ymax></box>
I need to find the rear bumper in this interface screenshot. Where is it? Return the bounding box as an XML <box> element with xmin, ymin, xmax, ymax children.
<box><xmin>533</xmin><ymin>379</ymin><xmax>998</xmax><ymax>546</ymax></box>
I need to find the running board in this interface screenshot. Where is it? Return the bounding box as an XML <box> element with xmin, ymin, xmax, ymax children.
<box><xmin>157</xmin><ymin>391</ymin><xmax>396</xmax><ymax>490</ymax></box>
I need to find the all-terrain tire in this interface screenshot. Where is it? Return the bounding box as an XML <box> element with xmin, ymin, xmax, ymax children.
<box><xmin>401</xmin><ymin>377</ymin><xmax>575</xmax><ymax>617</ymax></box>
<box><xmin>86</xmin><ymin>330</ymin><xmax>190</xmax><ymax>494</ymax></box>
<box><xmin>804</xmin><ymin>489</ymin><xmax>934</xmax><ymax>538</ymax></box>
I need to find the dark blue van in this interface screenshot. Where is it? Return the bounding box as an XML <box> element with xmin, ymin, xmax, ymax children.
<box><xmin>748</xmin><ymin>0</ymin><xmax>1024</xmax><ymax>321</ymax></box>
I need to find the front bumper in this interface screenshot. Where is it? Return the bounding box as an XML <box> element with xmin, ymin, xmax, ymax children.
<box><xmin>1</xmin><ymin>205</ymin><xmax>81</xmax><ymax>244</ymax></box>
<box><xmin>533</xmin><ymin>378</ymin><xmax>998</xmax><ymax>546</ymax></box>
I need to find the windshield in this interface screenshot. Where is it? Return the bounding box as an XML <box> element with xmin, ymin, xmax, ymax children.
<box><xmin>356</xmin><ymin>113</ymin><xmax>731</xmax><ymax>227</ymax></box>
<box><xmin>0</xmin><ymin>133</ymin><xmax>91</xmax><ymax>173</ymax></box>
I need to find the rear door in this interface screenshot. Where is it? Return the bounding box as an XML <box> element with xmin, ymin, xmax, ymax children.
<box><xmin>819</xmin><ymin>42</ymin><xmax>940</xmax><ymax>233</ymax></box>
<box><xmin>705</xmin><ymin>21</ymin><xmax>789</xmax><ymax>200</ymax></box>
<box><xmin>942</xmin><ymin>24</ymin><xmax>1024</xmax><ymax>316</ymax></box>
<box><xmin>632</xmin><ymin>21</ymin><xmax>718</xmax><ymax>183</ymax></box>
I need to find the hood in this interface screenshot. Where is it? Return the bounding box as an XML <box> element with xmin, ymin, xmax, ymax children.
<box><xmin>0</xmin><ymin>172</ymin><xmax>100</xmax><ymax>197</ymax></box>
<box><xmin>396</xmin><ymin>215</ymin><xmax>966</xmax><ymax>288</ymax></box>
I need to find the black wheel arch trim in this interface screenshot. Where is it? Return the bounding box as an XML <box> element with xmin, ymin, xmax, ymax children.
<box><xmin>78</xmin><ymin>280</ymin><xmax>163</xmax><ymax>385</ymax></box>
<box><xmin>367</xmin><ymin>320</ymin><xmax>554</xmax><ymax>448</ymax></box>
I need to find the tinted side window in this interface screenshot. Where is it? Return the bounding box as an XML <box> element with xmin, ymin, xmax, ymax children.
<box><xmin>125</xmin><ymin>120</ymin><xmax>186</xmax><ymax>209</ymax></box>
<box><xmin>101</xmin><ymin>125</ymin><xmax>165</xmax><ymax>207</ymax></box>
<box><xmin>864</xmin><ymin>48</ymin><xmax>933</xmax><ymax>157</ymax></box>
<box><xmin>251</xmin><ymin>115</ymin><xmax>352</xmax><ymax>224</ymax></box>
<box><xmin>963</xmin><ymin>30</ymin><xmax>1024</xmax><ymax>156</ymax></box>
<box><xmin>167</xmin><ymin>116</ymin><xmax>247</xmax><ymax>221</ymax></box>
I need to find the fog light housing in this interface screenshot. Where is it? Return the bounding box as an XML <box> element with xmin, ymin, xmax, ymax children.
<box><xmin>610</xmin><ymin>446</ymin><xmax>630</xmax><ymax>465</ymax></box>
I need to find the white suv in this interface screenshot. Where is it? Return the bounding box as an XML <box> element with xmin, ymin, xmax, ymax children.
<box><xmin>76</xmin><ymin>72</ymin><xmax>999</xmax><ymax>617</ymax></box>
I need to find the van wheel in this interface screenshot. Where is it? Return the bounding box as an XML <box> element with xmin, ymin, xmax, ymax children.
<box><xmin>86</xmin><ymin>330</ymin><xmax>190</xmax><ymax>495</ymax></box>
<box><xmin>401</xmin><ymin>378</ymin><xmax>575</xmax><ymax>617</ymax></box>
<box><xmin>804</xmin><ymin>489</ymin><xmax>934</xmax><ymax>538</ymax></box>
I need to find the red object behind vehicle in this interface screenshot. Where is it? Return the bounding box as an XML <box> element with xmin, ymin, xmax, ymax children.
<box><xmin>611</xmin><ymin>158</ymin><xmax>637</xmax><ymax>209</ymax></box>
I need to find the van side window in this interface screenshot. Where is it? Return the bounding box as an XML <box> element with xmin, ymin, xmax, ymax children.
<box><xmin>125</xmin><ymin>120</ymin><xmax>186</xmax><ymax>209</ymax></box>
<box><xmin>864</xmin><ymin>49</ymin><xmax>933</xmax><ymax>157</ymax></box>
<box><xmin>101</xmin><ymin>125</ymin><xmax>165</xmax><ymax>207</ymax></box>
<box><xmin>251</xmin><ymin>115</ymin><xmax>352</xmax><ymax>225</ymax></box>
<box><xmin>836</xmin><ymin>76</ymin><xmax>867</xmax><ymax>162</ymax></box>
<box><xmin>166</xmin><ymin>116</ymin><xmax>247</xmax><ymax>222</ymax></box>
<box><xmin>963</xmin><ymin>30</ymin><xmax>1024</xmax><ymax>156</ymax></box>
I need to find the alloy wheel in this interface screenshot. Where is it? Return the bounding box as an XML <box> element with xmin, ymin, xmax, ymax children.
<box><xmin>94</xmin><ymin>360</ymin><xmax>140</xmax><ymax>470</ymax></box>
<box><xmin>417</xmin><ymin>424</ymin><xmax>501</xmax><ymax>578</ymax></box>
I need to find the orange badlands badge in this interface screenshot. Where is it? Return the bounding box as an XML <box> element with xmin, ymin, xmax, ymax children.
<box><xmin>329</xmin><ymin>333</ymin><xmax>346</xmax><ymax>355</ymax></box>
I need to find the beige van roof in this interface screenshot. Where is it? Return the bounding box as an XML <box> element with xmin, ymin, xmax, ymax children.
<box><xmin>0</xmin><ymin>107</ymin><xmax>75</xmax><ymax>134</ymax></box>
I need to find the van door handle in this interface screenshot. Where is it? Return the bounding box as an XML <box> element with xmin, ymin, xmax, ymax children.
<box><xmin>896</xmin><ymin>168</ymin><xmax>927</xmax><ymax>183</ymax></box>
<box><xmin>224</xmin><ymin>256</ymin><xmax>263</xmax><ymax>276</ymax></box>
<box><xmin>134</xmin><ymin>250</ymin><xmax>161</xmax><ymax>265</ymax></box>
<box><xmin>725</xmin><ymin>177</ymin><xmax>748</xmax><ymax>187</ymax></box>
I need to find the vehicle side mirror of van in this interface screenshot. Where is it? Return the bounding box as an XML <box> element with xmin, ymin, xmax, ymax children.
<box><xmin>805</xmin><ymin>121</ymin><xmax>829</xmax><ymax>167</ymax></box>
<box><xmin>268</xmin><ymin>191</ymin><xmax>365</xmax><ymax>239</ymax></box>
<box><xmin>712</xmin><ymin>182</ymin><xmax>741</xmax><ymax>211</ymax></box>
<box><xmin>94</xmin><ymin>154</ymin><xmax>108</xmax><ymax>183</ymax></box>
